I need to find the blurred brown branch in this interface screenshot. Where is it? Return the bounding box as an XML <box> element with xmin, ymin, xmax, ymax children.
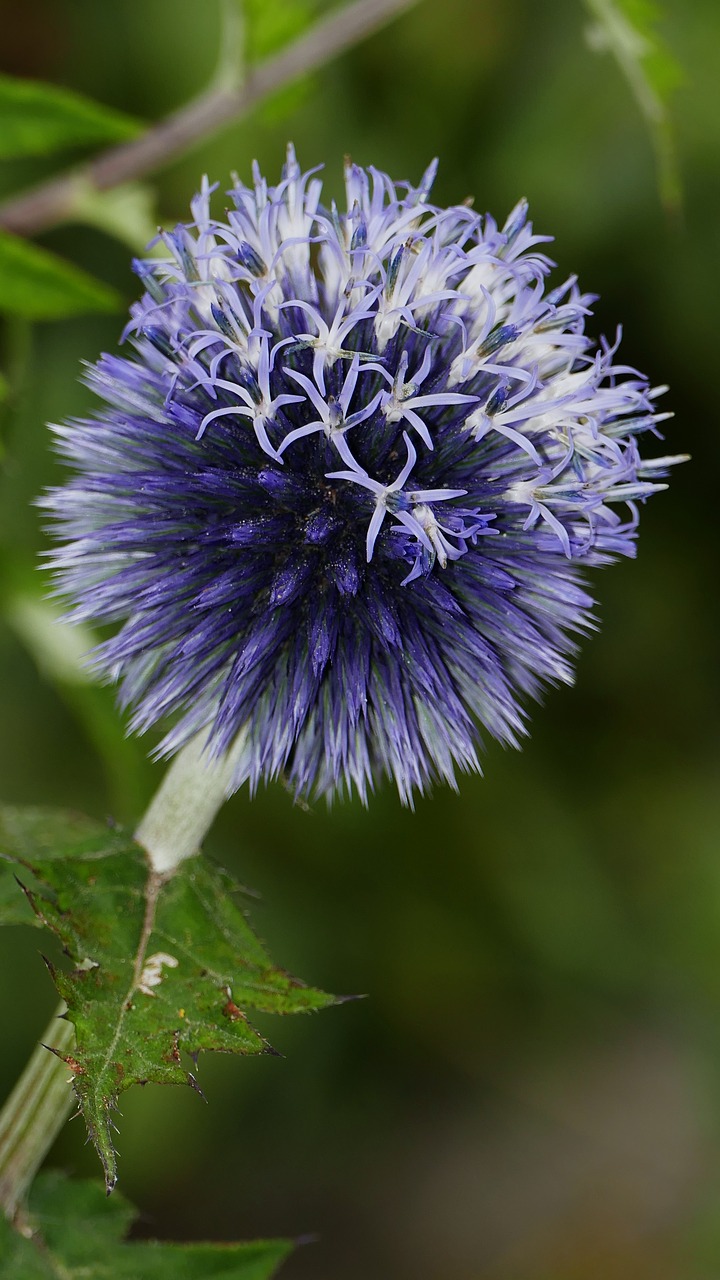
<box><xmin>0</xmin><ymin>0</ymin><xmax>421</xmax><ymax>239</ymax></box>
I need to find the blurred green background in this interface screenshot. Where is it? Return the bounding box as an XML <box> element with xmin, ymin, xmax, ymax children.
<box><xmin>0</xmin><ymin>1</ymin><xmax>716</xmax><ymax>1276</ymax></box>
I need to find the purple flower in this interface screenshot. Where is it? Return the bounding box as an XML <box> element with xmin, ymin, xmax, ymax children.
<box><xmin>43</xmin><ymin>147</ymin><xmax>680</xmax><ymax>803</ymax></box>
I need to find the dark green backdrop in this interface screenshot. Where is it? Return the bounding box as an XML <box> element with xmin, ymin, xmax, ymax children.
<box><xmin>0</xmin><ymin>2</ymin><xmax>715</xmax><ymax>1276</ymax></box>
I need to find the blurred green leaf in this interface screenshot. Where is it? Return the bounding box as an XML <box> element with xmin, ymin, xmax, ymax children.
<box><xmin>584</xmin><ymin>0</ymin><xmax>682</xmax><ymax>211</ymax></box>
<box><xmin>69</xmin><ymin>180</ymin><xmax>158</xmax><ymax>253</ymax></box>
<box><xmin>0</xmin><ymin>805</ymin><xmax>336</xmax><ymax>1190</ymax></box>
<box><xmin>0</xmin><ymin>1171</ymin><xmax>292</xmax><ymax>1277</ymax></box>
<box><xmin>0</xmin><ymin>74</ymin><xmax>140</xmax><ymax>160</ymax></box>
<box><xmin>4</xmin><ymin>592</ymin><xmax>147</xmax><ymax>818</ymax></box>
<box><xmin>245</xmin><ymin>0</ymin><xmax>320</xmax><ymax>63</ymax></box>
<box><xmin>6</xmin><ymin>597</ymin><xmax>96</xmax><ymax>688</ymax></box>
<box><xmin>243</xmin><ymin>0</ymin><xmax>321</xmax><ymax>123</ymax></box>
<box><xmin>0</xmin><ymin>232</ymin><xmax>120</xmax><ymax>319</ymax></box>
<box><xmin>257</xmin><ymin>76</ymin><xmax>313</xmax><ymax>126</ymax></box>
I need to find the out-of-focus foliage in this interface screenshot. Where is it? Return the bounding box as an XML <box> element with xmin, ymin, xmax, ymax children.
<box><xmin>0</xmin><ymin>1172</ymin><xmax>292</xmax><ymax>1278</ymax></box>
<box><xmin>584</xmin><ymin>0</ymin><xmax>682</xmax><ymax>208</ymax></box>
<box><xmin>0</xmin><ymin>230</ymin><xmax>120</xmax><ymax>318</ymax></box>
<box><xmin>242</xmin><ymin>0</ymin><xmax>325</xmax><ymax>123</ymax></box>
<box><xmin>0</xmin><ymin>72</ymin><xmax>140</xmax><ymax>159</ymax></box>
<box><xmin>69</xmin><ymin>180</ymin><xmax>158</xmax><ymax>253</ymax></box>
<box><xmin>244</xmin><ymin>0</ymin><xmax>321</xmax><ymax>63</ymax></box>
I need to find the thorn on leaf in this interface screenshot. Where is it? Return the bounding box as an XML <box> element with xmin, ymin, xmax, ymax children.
<box><xmin>187</xmin><ymin>1072</ymin><xmax>207</xmax><ymax>1103</ymax></box>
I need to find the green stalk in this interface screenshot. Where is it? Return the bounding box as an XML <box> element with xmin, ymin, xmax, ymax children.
<box><xmin>0</xmin><ymin>1010</ymin><xmax>75</xmax><ymax>1223</ymax></box>
<box><xmin>135</xmin><ymin>729</ymin><xmax>246</xmax><ymax>874</ymax></box>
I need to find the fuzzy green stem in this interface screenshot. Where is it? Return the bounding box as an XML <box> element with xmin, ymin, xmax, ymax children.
<box><xmin>0</xmin><ymin>1010</ymin><xmax>75</xmax><ymax>1223</ymax></box>
<box><xmin>135</xmin><ymin>730</ymin><xmax>246</xmax><ymax>874</ymax></box>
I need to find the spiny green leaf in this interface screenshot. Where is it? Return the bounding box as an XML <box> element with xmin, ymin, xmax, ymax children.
<box><xmin>0</xmin><ymin>804</ymin><xmax>336</xmax><ymax>1190</ymax></box>
<box><xmin>0</xmin><ymin>74</ymin><xmax>140</xmax><ymax>159</ymax></box>
<box><xmin>0</xmin><ymin>1172</ymin><xmax>292</xmax><ymax>1277</ymax></box>
<box><xmin>0</xmin><ymin>805</ymin><xmax>107</xmax><ymax>864</ymax></box>
<box><xmin>0</xmin><ymin>805</ymin><xmax>103</xmax><ymax>927</ymax></box>
<box><xmin>0</xmin><ymin>231</ymin><xmax>120</xmax><ymax>319</ymax></box>
<box><xmin>584</xmin><ymin>0</ymin><xmax>682</xmax><ymax>211</ymax></box>
<box><xmin>0</xmin><ymin>871</ymin><xmax>36</xmax><ymax>928</ymax></box>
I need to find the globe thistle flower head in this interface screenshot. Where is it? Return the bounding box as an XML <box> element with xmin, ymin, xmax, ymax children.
<box><xmin>44</xmin><ymin>146</ymin><xmax>679</xmax><ymax>804</ymax></box>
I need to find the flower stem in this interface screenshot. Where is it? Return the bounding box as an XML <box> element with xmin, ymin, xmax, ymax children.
<box><xmin>135</xmin><ymin>730</ymin><xmax>245</xmax><ymax>874</ymax></box>
<box><xmin>0</xmin><ymin>1010</ymin><xmax>75</xmax><ymax>1224</ymax></box>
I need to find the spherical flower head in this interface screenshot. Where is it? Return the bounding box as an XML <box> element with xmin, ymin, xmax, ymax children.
<box><xmin>43</xmin><ymin>146</ymin><xmax>680</xmax><ymax>804</ymax></box>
